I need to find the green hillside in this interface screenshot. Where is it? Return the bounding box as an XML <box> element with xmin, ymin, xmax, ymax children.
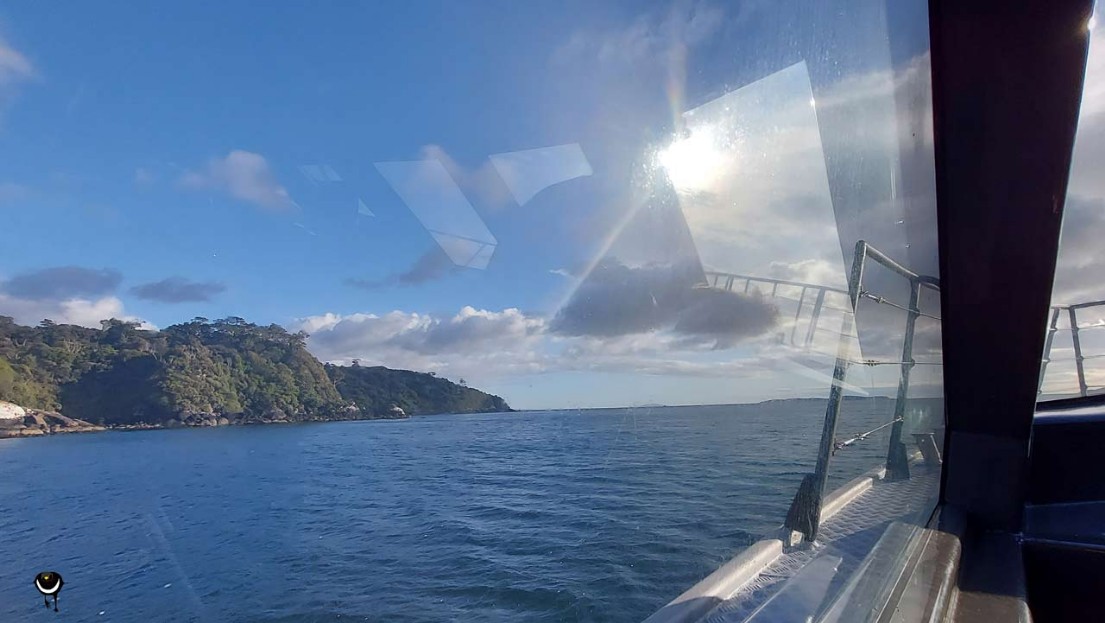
<box><xmin>0</xmin><ymin>316</ymin><xmax>509</xmax><ymax>427</ymax></box>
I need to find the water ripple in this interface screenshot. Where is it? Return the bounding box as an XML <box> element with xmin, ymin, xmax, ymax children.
<box><xmin>0</xmin><ymin>402</ymin><xmax>897</xmax><ymax>622</ymax></box>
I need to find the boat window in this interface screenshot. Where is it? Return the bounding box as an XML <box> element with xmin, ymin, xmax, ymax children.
<box><xmin>1039</xmin><ymin>10</ymin><xmax>1105</xmax><ymax>403</ymax></box>
<box><xmin>0</xmin><ymin>1</ymin><xmax>942</xmax><ymax>621</ymax></box>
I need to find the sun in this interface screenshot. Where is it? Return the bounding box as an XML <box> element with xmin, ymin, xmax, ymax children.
<box><xmin>658</xmin><ymin>126</ymin><xmax>725</xmax><ymax>191</ymax></box>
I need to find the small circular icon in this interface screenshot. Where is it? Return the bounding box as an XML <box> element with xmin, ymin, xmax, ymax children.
<box><xmin>34</xmin><ymin>571</ymin><xmax>64</xmax><ymax>612</ymax></box>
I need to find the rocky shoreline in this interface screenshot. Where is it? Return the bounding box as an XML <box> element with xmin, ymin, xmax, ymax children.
<box><xmin>114</xmin><ymin>407</ymin><xmax>412</xmax><ymax>430</ymax></box>
<box><xmin>0</xmin><ymin>402</ymin><xmax>104</xmax><ymax>439</ymax></box>
<box><xmin>0</xmin><ymin>400</ymin><xmax>419</xmax><ymax>437</ymax></box>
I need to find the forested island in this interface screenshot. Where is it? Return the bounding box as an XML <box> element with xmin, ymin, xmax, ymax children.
<box><xmin>0</xmin><ymin>315</ymin><xmax>510</xmax><ymax>433</ymax></box>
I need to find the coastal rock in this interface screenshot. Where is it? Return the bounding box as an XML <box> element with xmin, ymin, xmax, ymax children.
<box><xmin>0</xmin><ymin>401</ymin><xmax>104</xmax><ymax>439</ymax></box>
<box><xmin>0</xmin><ymin>401</ymin><xmax>26</xmax><ymax>420</ymax></box>
<box><xmin>217</xmin><ymin>417</ymin><xmax>230</xmax><ymax>426</ymax></box>
<box><xmin>265</xmin><ymin>408</ymin><xmax>288</xmax><ymax>422</ymax></box>
<box><xmin>0</xmin><ymin>417</ymin><xmax>22</xmax><ymax>431</ymax></box>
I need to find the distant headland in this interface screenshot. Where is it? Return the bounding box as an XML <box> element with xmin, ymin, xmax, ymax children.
<box><xmin>0</xmin><ymin>315</ymin><xmax>510</xmax><ymax>437</ymax></box>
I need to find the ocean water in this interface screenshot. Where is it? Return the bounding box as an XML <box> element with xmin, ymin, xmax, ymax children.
<box><xmin>0</xmin><ymin>400</ymin><xmax>901</xmax><ymax>622</ymax></box>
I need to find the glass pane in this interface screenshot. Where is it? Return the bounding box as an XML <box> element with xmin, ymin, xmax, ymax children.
<box><xmin>1040</xmin><ymin>10</ymin><xmax>1105</xmax><ymax>402</ymax></box>
<box><xmin>0</xmin><ymin>1</ymin><xmax>941</xmax><ymax>621</ymax></box>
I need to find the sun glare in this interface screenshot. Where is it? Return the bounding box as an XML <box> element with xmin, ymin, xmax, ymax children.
<box><xmin>658</xmin><ymin>127</ymin><xmax>725</xmax><ymax>191</ymax></box>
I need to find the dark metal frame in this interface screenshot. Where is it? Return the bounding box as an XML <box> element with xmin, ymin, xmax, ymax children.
<box><xmin>930</xmin><ymin>0</ymin><xmax>1094</xmax><ymax>532</ymax></box>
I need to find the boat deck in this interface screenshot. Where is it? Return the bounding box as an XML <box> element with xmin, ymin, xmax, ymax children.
<box><xmin>699</xmin><ymin>465</ymin><xmax>940</xmax><ymax>622</ymax></box>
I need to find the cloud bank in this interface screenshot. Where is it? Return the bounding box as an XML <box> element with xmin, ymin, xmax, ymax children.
<box><xmin>0</xmin><ymin>266</ymin><xmax>147</xmax><ymax>328</ymax></box>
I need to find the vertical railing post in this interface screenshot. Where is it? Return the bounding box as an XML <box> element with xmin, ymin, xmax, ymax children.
<box><xmin>1038</xmin><ymin>307</ymin><xmax>1061</xmax><ymax>395</ymax></box>
<box><xmin>885</xmin><ymin>280</ymin><xmax>921</xmax><ymax>481</ymax></box>
<box><xmin>805</xmin><ymin>289</ymin><xmax>827</xmax><ymax>349</ymax></box>
<box><xmin>792</xmin><ymin>287</ymin><xmax>808</xmax><ymax>346</ymax></box>
<box><xmin>1070</xmin><ymin>307</ymin><xmax>1088</xmax><ymax>397</ymax></box>
<box><xmin>783</xmin><ymin>240</ymin><xmax>867</xmax><ymax>543</ymax></box>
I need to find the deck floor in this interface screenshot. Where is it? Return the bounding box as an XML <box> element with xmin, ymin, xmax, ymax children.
<box><xmin>702</xmin><ymin>466</ymin><xmax>941</xmax><ymax>622</ymax></box>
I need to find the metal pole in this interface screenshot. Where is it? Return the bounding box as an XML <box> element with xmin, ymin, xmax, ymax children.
<box><xmin>784</xmin><ymin>240</ymin><xmax>867</xmax><ymax>542</ymax></box>
<box><xmin>805</xmin><ymin>289</ymin><xmax>827</xmax><ymax>349</ymax></box>
<box><xmin>792</xmin><ymin>287</ymin><xmax>808</xmax><ymax>346</ymax></box>
<box><xmin>1038</xmin><ymin>307</ymin><xmax>1061</xmax><ymax>395</ymax></box>
<box><xmin>1070</xmin><ymin>307</ymin><xmax>1088</xmax><ymax>397</ymax></box>
<box><xmin>885</xmin><ymin>280</ymin><xmax>921</xmax><ymax>481</ymax></box>
<box><xmin>814</xmin><ymin>241</ymin><xmax>868</xmax><ymax>487</ymax></box>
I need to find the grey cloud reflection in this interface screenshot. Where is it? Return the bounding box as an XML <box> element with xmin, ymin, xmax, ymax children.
<box><xmin>374</xmin><ymin>159</ymin><xmax>498</xmax><ymax>270</ymax></box>
<box><xmin>488</xmin><ymin>143</ymin><xmax>593</xmax><ymax>206</ymax></box>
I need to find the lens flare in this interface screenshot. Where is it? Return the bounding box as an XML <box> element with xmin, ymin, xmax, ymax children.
<box><xmin>658</xmin><ymin>127</ymin><xmax>725</xmax><ymax>191</ymax></box>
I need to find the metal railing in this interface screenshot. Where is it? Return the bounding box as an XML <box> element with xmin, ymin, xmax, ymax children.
<box><xmin>703</xmin><ymin>271</ymin><xmax>849</xmax><ymax>349</ymax></box>
<box><xmin>1039</xmin><ymin>300</ymin><xmax>1105</xmax><ymax>398</ymax></box>
<box><xmin>778</xmin><ymin>240</ymin><xmax>940</xmax><ymax>543</ymax></box>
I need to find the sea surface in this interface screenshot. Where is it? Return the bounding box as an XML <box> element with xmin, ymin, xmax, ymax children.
<box><xmin>0</xmin><ymin>400</ymin><xmax>902</xmax><ymax>622</ymax></box>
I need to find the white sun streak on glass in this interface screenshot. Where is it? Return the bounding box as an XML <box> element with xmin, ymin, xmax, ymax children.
<box><xmin>657</xmin><ymin>125</ymin><xmax>726</xmax><ymax>191</ymax></box>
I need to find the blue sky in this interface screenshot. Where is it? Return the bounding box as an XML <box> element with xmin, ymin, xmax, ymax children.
<box><xmin>0</xmin><ymin>1</ymin><xmax>949</xmax><ymax>409</ymax></box>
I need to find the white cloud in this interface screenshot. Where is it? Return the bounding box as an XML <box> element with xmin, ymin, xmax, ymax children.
<box><xmin>0</xmin><ymin>181</ymin><xmax>30</xmax><ymax>204</ymax></box>
<box><xmin>0</xmin><ymin>293</ymin><xmax>150</xmax><ymax>329</ymax></box>
<box><xmin>552</xmin><ymin>0</ymin><xmax>729</xmax><ymax>67</ymax></box>
<box><xmin>293</xmin><ymin>300</ymin><xmax>864</xmax><ymax>396</ymax></box>
<box><xmin>767</xmin><ymin>258</ymin><xmax>843</xmax><ymax>287</ymax></box>
<box><xmin>1080</xmin><ymin>20</ymin><xmax>1105</xmax><ymax>119</ymax></box>
<box><xmin>0</xmin><ymin>265</ymin><xmax>152</xmax><ymax>329</ymax></box>
<box><xmin>419</xmin><ymin>144</ymin><xmax>514</xmax><ymax>210</ymax></box>
<box><xmin>294</xmin><ymin>307</ymin><xmax>546</xmax><ymax>378</ymax></box>
<box><xmin>134</xmin><ymin>167</ymin><xmax>155</xmax><ymax>187</ymax></box>
<box><xmin>0</xmin><ymin>36</ymin><xmax>34</xmax><ymax>87</ymax></box>
<box><xmin>179</xmin><ymin>150</ymin><xmax>295</xmax><ymax>211</ymax></box>
<box><xmin>1051</xmin><ymin>24</ymin><xmax>1105</xmax><ymax>305</ymax></box>
<box><xmin>0</xmin><ymin>36</ymin><xmax>34</xmax><ymax>124</ymax></box>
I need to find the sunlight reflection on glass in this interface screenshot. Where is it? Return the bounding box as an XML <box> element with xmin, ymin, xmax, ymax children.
<box><xmin>671</xmin><ymin>61</ymin><xmax>855</xmax><ymax>367</ymax></box>
<box><xmin>488</xmin><ymin>143</ymin><xmax>593</xmax><ymax>206</ymax></box>
<box><xmin>374</xmin><ymin>160</ymin><xmax>498</xmax><ymax>269</ymax></box>
<box><xmin>658</xmin><ymin>125</ymin><xmax>725</xmax><ymax>191</ymax></box>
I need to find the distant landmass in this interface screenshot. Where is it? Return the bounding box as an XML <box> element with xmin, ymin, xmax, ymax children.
<box><xmin>0</xmin><ymin>315</ymin><xmax>510</xmax><ymax>432</ymax></box>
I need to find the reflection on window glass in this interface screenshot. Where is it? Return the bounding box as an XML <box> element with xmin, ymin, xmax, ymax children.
<box><xmin>1041</xmin><ymin>12</ymin><xmax>1105</xmax><ymax>401</ymax></box>
<box><xmin>0</xmin><ymin>1</ymin><xmax>941</xmax><ymax>621</ymax></box>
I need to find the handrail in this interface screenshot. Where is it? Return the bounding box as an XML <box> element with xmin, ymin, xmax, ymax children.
<box><xmin>646</xmin><ymin>242</ymin><xmax>940</xmax><ymax>622</ymax></box>
<box><xmin>1040</xmin><ymin>300</ymin><xmax>1105</xmax><ymax>398</ymax></box>
<box><xmin>703</xmin><ymin>271</ymin><xmax>848</xmax><ymax>295</ymax></box>
<box><xmin>781</xmin><ymin>240</ymin><xmax>940</xmax><ymax>543</ymax></box>
<box><xmin>702</xmin><ymin>271</ymin><xmax>849</xmax><ymax>349</ymax></box>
